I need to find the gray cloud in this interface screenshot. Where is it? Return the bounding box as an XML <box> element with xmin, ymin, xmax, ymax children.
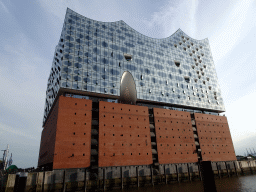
<box><xmin>0</xmin><ymin>1</ymin><xmax>10</xmax><ymax>14</ymax></box>
<box><xmin>141</xmin><ymin>0</ymin><xmax>199</xmax><ymax>38</ymax></box>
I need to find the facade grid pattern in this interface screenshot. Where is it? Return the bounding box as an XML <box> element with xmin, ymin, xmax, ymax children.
<box><xmin>43</xmin><ymin>8</ymin><xmax>225</xmax><ymax>125</ymax></box>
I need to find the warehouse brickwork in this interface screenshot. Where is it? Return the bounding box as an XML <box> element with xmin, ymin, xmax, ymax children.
<box><xmin>154</xmin><ymin>108</ymin><xmax>198</xmax><ymax>164</ymax></box>
<box><xmin>38</xmin><ymin>96</ymin><xmax>237</xmax><ymax>170</ymax></box>
<box><xmin>195</xmin><ymin>113</ymin><xmax>236</xmax><ymax>162</ymax></box>
<box><xmin>53</xmin><ymin>96</ymin><xmax>92</xmax><ymax>169</ymax></box>
<box><xmin>38</xmin><ymin>100</ymin><xmax>59</xmax><ymax>168</ymax></box>
<box><xmin>98</xmin><ymin>101</ymin><xmax>153</xmax><ymax>167</ymax></box>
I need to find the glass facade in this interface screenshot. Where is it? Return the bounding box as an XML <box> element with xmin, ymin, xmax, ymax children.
<box><xmin>43</xmin><ymin>8</ymin><xmax>225</xmax><ymax>124</ymax></box>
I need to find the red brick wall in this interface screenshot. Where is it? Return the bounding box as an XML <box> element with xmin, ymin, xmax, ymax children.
<box><xmin>154</xmin><ymin>108</ymin><xmax>198</xmax><ymax>164</ymax></box>
<box><xmin>38</xmin><ymin>101</ymin><xmax>59</xmax><ymax>166</ymax></box>
<box><xmin>38</xmin><ymin>100</ymin><xmax>59</xmax><ymax>167</ymax></box>
<box><xmin>98</xmin><ymin>101</ymin><xmax>152</xmax><ymax>167</ymax></box>
<box><xmin>195</xmin><ymin>113</ymin><xmax>236</xmax><ymax>161</ymax></box>
<box><xmin>52</xmin><ymin>96</ymin><xmax>92</xmax><ymax>169</ymax></box>
<box><xmin>38</xmin><ymin>96</ymin><xmax>236</xmax><ymax>169</ymax></box>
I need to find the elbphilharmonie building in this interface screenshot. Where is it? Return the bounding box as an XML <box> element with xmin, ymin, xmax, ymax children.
<box><xmin>38</xmin><ymin>8</ymin><xmax>236</xmax><ymax>175</ymax></box>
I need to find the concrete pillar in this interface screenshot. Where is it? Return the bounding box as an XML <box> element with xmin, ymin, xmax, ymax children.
<box><xmin>120</xmin><ymin>167</ymin><xmax>123</xmax><ymax>189</ymax></box>
<box><xmin>84</xmin><ymin>169</ymin><xmax>87</xmax><ymax>192</ymax></box>
<box><xmin>187</xmin><ymin>163</ymin><xmax>191</xmax><ymax>181</ymax></box>
<box><xmin>225</xmin><ymin>162</ymin><xmax>230</xmax><ymax>177</ymax></box>
<box><xmin>103</xmin><ymin>168</ymin><xmax>106</xmax><ymax>191</ymax></box>
<box><xmin>249</xmin><ymin>161</ymin><xmax>253</xmax><ymax>174</ymax></box>
<box><xmin>252</xmin><ymin>161</ymin><xmax>256</xmax><ymax>172</ymax></box>
<box><xmin>233</xmin><ymin>161</ymin><xmax>238</xmax><ymax>176</ymax></box>
<box><xmin>151</xmin><ymin>166</ymin><xmax>154</xmax><ymax>186</ymax></box>
<box><xmin>200</xmin><ymin>161</ymin><xmax>217</xmax><ymax>192</ymax></box>
<box><xmin>216</xmin><ymin>162</ymin><xmax>221</xmax><ymax>178</ymax></box>
<box><xmin>198</xmin><ymin>163</ymin><xmax>202</xmax><ymax>181</ymax></box>
<box><xmin>136</xmin><ymin>166</ymin><xmax>139</xmax><ymax>188</ymax></box>
<box><xmin>43</xmin><ymin>170</ymin><xmax>64</xmax><ymax>191</ymax></box>
<box><xmin>62</xmin><ymin>169</ymin><xmax>66</xmax><ymax>192</ymax></box>
<box><xmin>164</xmin><ymin>165</ymin><xmax>167</xmax><ymax>184</ymax></box>
<box><xmin>175</xmin><ymin>164</ymin><xmax>179</xmax><ymax>182</ymax></box>
<box><xmin>239</xmin><ymin>162</ymin><xmax>244</xmax><ymax>175</ymax></box>
<box><xmin>25</xmin><ymin>172</ymin><xmax>37</xmax><ymax>192</ymax></box>
<box><xmin>4</xmin><ymin>174</ymin><xmax>16</xmax><ymax>192</ymax></box>
<box><xmin>35</xmin><ymin>171</ymin><xmax>44</xmax><ymax>192</ymax></box>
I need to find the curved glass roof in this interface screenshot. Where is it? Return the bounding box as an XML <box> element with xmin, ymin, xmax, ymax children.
<box><xmin>42</xmin><ymin>7</ymin><xmax>225</xmax><ymax>125</ymax></box>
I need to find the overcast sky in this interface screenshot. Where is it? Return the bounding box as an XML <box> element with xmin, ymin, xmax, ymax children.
<box><xmin>0</xmin><ymin>0</ymin><xmax>256</xmax><ymax>168</ymax></box>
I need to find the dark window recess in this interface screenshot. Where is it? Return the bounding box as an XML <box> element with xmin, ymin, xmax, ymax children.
<box><xmin>175</xmin><ymin>61</ymin><xmax>180</xmax><ymax>67</ymax></box>
<box><xmin>124</xmin><ymin>54</ymin><xmax>132</xmax><ymax>61</ymax></box>
<box><xmin>184</xmin><ymin>76</ymin><xmax>190</xmax><ymax>83</ymax></box>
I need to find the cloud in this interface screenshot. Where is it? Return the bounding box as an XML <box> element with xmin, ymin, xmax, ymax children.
<box><xmin>0</xmin><ymin>33</ymin><xmax>44</xmax><ymax>167</ymax></box>
<box><xmin>210</xmin><ymin>0</ymin><xmax>255</xmax><ymax>63</ymax></box>
<box><xmin>0</xmin><ymin>124</ymin><xmax>40</xmax><ymax>168</ymax></box>
<box><xmin>0</xmin><ymin>1</ymin><xmax>10</xmax><ymax>14</ymax></box>
<box><xmin>233</xmin><ymin>134</ymin><xmax>256</xmax><ymax>156</ymax></box>
<box><xmin>0</xmin><ymin>2</ymin><xmax>50</xmax><ymax>168</ymax></box>
<box><xmin>0</xmin><ymin>122</ymin><xmax>38</xmax><ymax>141</ymax></box>
<box><xmin>141</xmin><ymin>0</ymin><xmax>199</xmax><ymax>38</ymax></box>
<box><xmin>0</xmin><ymin>32</ymin><xmax>49</xmax><ymax>142</ymax></box>
<box><xmin>38</xmin><ymin>1</ymin><xmax>120</xmax><ymax>21</ymax></box>
<box><xmin>37</xmin><ymin>0</ymin><xmax>70</xmax><ymax>21</ymax></box>
<box><xmin>225</xmin><ymin>89</ymin><xmax>256</xmax><ymax>143</ymax></box>
<box><xmin>218</xmin><ymin>51</ymin><xmax>253</xmax><ymax>105</ymax></box>
<box><xmin>38</xmin><ymin>0</ymin><xmax>200</xmax><ymax>39</ymax></box>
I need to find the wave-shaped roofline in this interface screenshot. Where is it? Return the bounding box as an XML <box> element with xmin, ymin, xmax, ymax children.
<box><xmin>67</xmin><ymin>7</ymin><xmax>208</xmax><ymax>42</ymax></box>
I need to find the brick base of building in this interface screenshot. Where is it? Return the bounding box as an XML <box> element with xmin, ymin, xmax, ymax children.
<box><xmin>38</xmin><ymin>95</ymin><xmax>236</xmax><ymax>171</ymax></box>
